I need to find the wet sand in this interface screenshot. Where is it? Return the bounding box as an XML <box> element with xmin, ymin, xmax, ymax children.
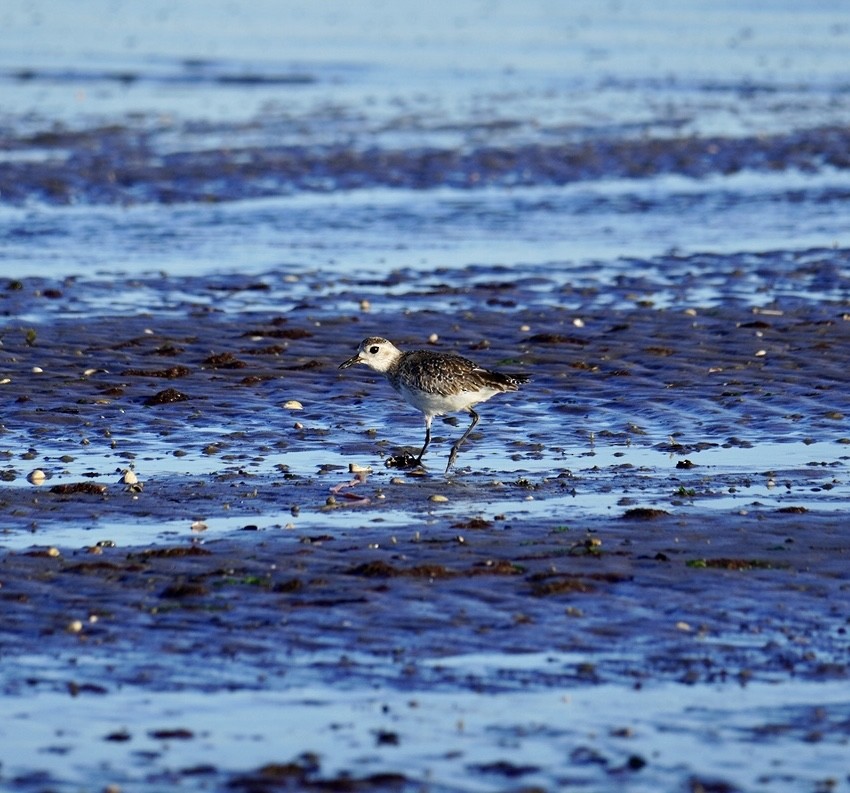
<box><xmin>3</xmin><ymin>2</ymin><xmax>850</xmax><ymax>787</ymax></box>
<box><xmin>1</xmin><ymin>268</ymin><xmax>849</xmax><ymax>791</ymax></box>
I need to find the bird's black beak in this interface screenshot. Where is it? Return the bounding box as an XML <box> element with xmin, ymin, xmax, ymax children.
<box><xmin>339</xmin><ymin>354</ymin><xmax>362</xmax><ymax>370</ymax></box>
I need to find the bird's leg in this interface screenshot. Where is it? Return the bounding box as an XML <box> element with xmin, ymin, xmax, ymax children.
<box><xmin>446</xmin><ymin>408</ymin><xmax>479</xmax><ymax>472</ymax></box>
<box><xmin>414</xmin><ymin>416</ymin><xmax>432</xmax><ymax>465</ymax></box>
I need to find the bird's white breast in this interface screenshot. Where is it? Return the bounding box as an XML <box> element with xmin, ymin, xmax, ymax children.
<box><xmin>398</xmin><ymin>382</ymin><xmax>501</xmax><ymax>417</ymax></box>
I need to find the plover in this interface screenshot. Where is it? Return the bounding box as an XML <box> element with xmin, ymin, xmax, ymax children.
<box><xmin>339</xmin><ymin>337</ymin><xmax>529</xmax><ymax>472</ymax></box>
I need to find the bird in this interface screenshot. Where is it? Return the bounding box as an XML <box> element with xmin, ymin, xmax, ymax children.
<box><xmin>339</xmin><ymin>336</ymin><xmax>529</xmax><ymax>472</ymax></box>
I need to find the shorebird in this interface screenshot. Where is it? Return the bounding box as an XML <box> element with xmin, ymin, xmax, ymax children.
<box><xmin>339</xmin><ymin>337</ymin><xmax>529</xmax><ymax>472</ymax></box>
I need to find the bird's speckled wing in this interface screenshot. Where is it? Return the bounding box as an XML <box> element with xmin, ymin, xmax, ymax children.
<box><xmin>393</xmin><ymin>351</ymin><xmax>518</xmax><ymax>396</ymax></box>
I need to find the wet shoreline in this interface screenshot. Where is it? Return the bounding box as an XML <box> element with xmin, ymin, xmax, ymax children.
<box><xmin>3</xmin><ymin>2</ymin><xmax>850</xmax><ymax>789</ymax></box>
<box><xmin>5</xmin><ymin>121</ymin><xmax>850</xmax><ymax>206</ymax></box>
<box><xmin>2</xmin><ymin>465</ymin><xmax>848</xmax><ymax>790</ymax></box>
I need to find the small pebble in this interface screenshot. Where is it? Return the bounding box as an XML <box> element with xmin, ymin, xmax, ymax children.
<box><xmin>755</xmin><ymin>349</ymin><xmax>767</xmax><ymax>357</ymax></box>
<box><xmin>67</xmin><ymin>620</ymin><xmax>84</xmax><ymax>634</ymax></box>
<box><xmin>32</xmin><ymin>366</ymin><xmax>43</xmax><ymax>374</ymax></box>
<box><xmin>360</xmin><ymin>299</ymin><xmax>371</xmax><ymax>311</ymax></box>
<box><xmin>121</xmin><ymin>469</ymin><xmax>139</xmax><ymax>485</ymax></box>
<box><xmin>428</xmin><ymin>333</ymin><xmax>439</xmax><ymax>344</ymax></box>
<box><xmin>429</xmin><ymin>494</ymin><xmax>449</xmax><ymax>503</ymax></box>
<box><xmin>27</xmin><ymin>469</ymin><xmax>46</xmax><ymax>485</ymax></box>
<box><xmin>283</xmin><ymin>400</ymin><xmax>303</xmax><ymax>410</ymax></box>
<box><xmin>572</xmin><ymin>317</ymin><xmax>585</xmax><ymax>328</ymax></box>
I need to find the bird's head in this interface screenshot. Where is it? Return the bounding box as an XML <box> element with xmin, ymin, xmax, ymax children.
<box><xmin>339</xmin><ymin>337</ymin><xmax>402</xmax><ymax>374</ymax></box>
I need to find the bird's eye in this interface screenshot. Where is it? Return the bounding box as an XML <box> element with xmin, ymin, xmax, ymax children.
<box><xmin>369</xmin><ymin>346</ymin><xmax>380</xmax><ymax>354</ymax></box>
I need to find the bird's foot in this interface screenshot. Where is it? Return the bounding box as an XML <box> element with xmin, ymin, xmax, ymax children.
<box><xmin>385</xmin><ymin>452</ymin><xmax>424</xmax><ymax>470</ymax></box>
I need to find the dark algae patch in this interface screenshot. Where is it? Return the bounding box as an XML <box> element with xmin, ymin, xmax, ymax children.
<box><xmin>144</xmin><ymin>387</ymin><xmax>191</xmax><ymax>405</ymax></box>
<box><xmin>49</xmin><ymin>482</ymin><xmax>108</xmax><ymax>495</ymax></box>
<box><xmin>686</xmin><ymin>558</ymin><xmax>789</xmax><ymax>571</ymax></box>
<box><xmin>621</xmin><ymin>507</ymin><xmax>670</xmax><ymax>520</ymax></box>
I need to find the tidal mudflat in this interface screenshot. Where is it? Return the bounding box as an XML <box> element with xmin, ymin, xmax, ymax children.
<box><xmin>2</xmin><ymin>266</ymin><xmax>849</xmax><ymax>791</ymax></box>
<box><xmin>2</xmin><ymin>1</ymin><xmax>850</xmax><ymax>790</ymax></box>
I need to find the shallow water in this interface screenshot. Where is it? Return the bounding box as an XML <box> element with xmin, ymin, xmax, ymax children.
<box><xmin>2</xmin><ymin>436</ymin><xmax>848</xmax><ymax>551</ymax></box>
<box><xmin>2</xmin><ymin>2</ymin><xmax>850</xmax><ymax>791</ymax></box>
<box><xmin>4</xmin><ymin>674</ymin><xmax>849</xmax><ymax>792</ymax></box>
